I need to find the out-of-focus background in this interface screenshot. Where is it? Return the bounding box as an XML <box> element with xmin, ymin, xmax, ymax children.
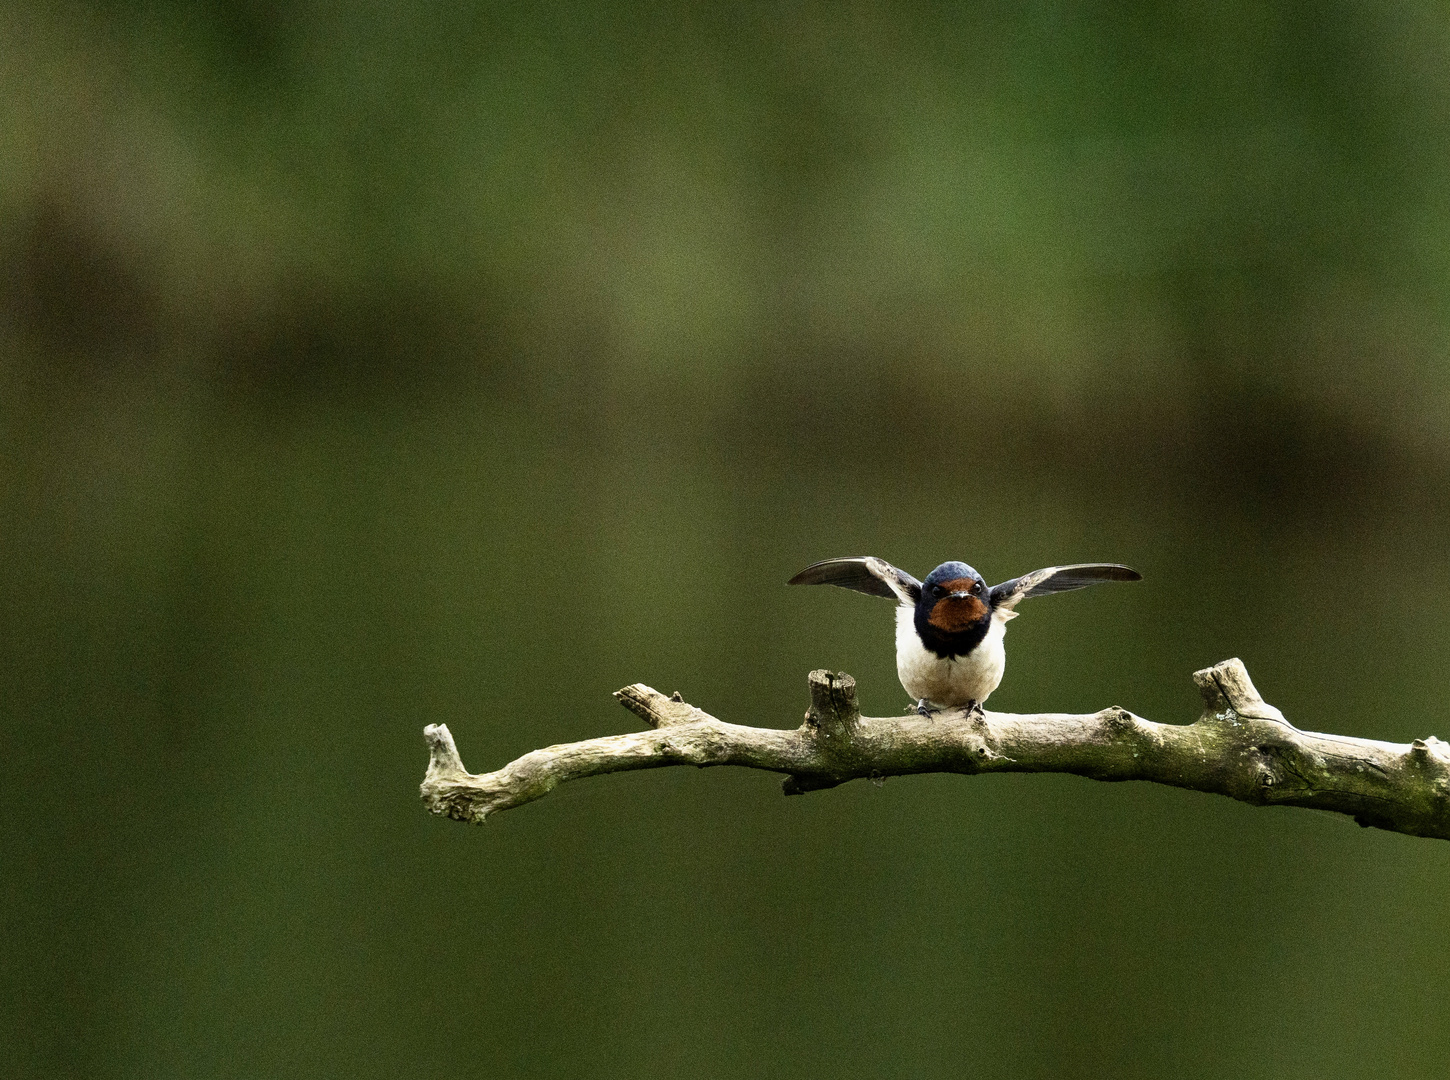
<box><xmin>5</xmin><ymin>2</ymin><xmax>1450</xmax><ymax>1077</ymax></box>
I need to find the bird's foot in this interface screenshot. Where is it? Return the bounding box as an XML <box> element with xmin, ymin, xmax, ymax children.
<box><xmin>966</xmin><ymin>699</ymin><xmax>985</xmax><ymax>720</ymax></box>
<box><xmin>914</xmin><ymin>699</ymin><xmax>939</xmax><ymax>718</ymax></box>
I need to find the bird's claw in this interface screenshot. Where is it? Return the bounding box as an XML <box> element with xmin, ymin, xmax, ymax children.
<box><xmin>914</xmin><ymin>699</ymin><xmax>983</xmax><ymax>719</ymax></box>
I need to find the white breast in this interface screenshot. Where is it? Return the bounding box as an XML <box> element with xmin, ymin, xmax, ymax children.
<box><xmin>894</xmin><ymin>605</ymin><xmax>1008</xmax><ymax>708</ymax></box>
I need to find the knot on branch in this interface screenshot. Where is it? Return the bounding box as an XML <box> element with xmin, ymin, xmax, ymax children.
<box><xmin>805</xmin><ymin>670</ymin><xmax>860</xmax><ymax>739</ymax></box>
<box><xmin>1407</xmin><ymin>737</ymin><xmax>1450</xmax><ymax>785</ymax></box>
<box><xmin>1192</xmin><ymin>658</ymin><xmax>1288</xmax><ymax>724</ymax></box>
<box><xmin>1245</xmin><ymin>743</ymin><xmax>1299</xmax><ymax>801</ymax></box>
<box><xmin>1102</xmin><ymin>707</ymin><xmax>1140</xmax><ymax>734</ymax></box>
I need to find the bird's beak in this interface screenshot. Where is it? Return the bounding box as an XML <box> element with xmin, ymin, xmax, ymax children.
<box><xmin>949</xmin><ymin>590</ymin><xmax>974</xmax><ymax>600</ymax></box>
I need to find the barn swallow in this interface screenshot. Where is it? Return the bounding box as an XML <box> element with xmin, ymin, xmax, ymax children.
<box><xmin>788</xmin><ymin>557</ymin><xmax>1141</xmax><ymax>715</ymax></box>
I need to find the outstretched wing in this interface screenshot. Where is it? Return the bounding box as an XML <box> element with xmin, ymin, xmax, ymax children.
<box><xmin>787</xmin><ymin>556</ymin><xmax>922</xmax><ymax>605</ymax></box>
<box><xmin>989</xmin><ymin>563</ymin><xmax>1141</xmax><ymax>611</ymax></box>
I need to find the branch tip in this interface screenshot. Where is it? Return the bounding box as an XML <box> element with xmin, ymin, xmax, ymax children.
<box><xmin>615</xmin><ymin>683</ymin><xmax>716</xmax><ymax>728</ymax></box>
<box><xmin>423</xmin><ymin>723</ymin><xmax>468</xmax><ymax>780</ymax></box>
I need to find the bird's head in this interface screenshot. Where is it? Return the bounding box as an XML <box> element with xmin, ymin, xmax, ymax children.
<box><xmin>919</xmin><ymin>561</ymin><xmax>990</xmax><ymax>633</ymax></box>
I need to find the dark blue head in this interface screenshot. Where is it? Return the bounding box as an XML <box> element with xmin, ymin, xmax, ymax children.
<box><xmin>915</xmin><ymin>561</ymin><xmax>991</xmax><ymax>658</ymax></box>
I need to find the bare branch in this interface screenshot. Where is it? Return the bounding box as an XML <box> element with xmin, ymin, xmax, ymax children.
<box><xmin>420</xmin><ymin>660</ymin><xmax>1450</xmax><ymax>841</ymax></box>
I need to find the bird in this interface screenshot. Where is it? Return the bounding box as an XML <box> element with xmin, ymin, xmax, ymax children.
<box><xmin>787</xmin><ymin>556</ymin><xmax>1141</xmax><ymax>716</ymax></box>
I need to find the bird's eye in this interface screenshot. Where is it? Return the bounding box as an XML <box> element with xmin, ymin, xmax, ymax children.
<box><xmin>931</xmin><ymin>584</ymin><xmax>944</xmax><ymax>597</ymax></box>
<box><xmin>972</xmin><ymin>581</ymin><xmax>981</xmax><ymax>594</ymax></box>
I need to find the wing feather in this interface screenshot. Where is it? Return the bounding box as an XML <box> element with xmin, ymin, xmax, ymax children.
<box><xmin>787</xmin><ymin>557</ymin><xmax>922</xmax><ymax>604</ymax></box>
<box><xmin>989</xmin><ymin>563</ymin><xmax>1141</xmax><ymax>611</ymax></box>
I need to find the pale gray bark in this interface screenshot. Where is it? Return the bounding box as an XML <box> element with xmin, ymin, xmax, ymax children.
<box><xmin>420</xmin><ymin>659</ymin><xmax>1450</xmax><ymax>841</ymax></box>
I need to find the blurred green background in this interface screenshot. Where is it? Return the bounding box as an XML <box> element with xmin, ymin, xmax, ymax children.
<box><xmin>5</xmin><ymin>2</ymin><xmax>1450</xmax><ymax>1077</ymax></box>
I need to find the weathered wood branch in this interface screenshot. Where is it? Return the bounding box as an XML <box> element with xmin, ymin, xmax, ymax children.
<box><xmin>420</xmin><ymin>659</ymin><xmax>1450</xmax><ymax>841</ymax></box>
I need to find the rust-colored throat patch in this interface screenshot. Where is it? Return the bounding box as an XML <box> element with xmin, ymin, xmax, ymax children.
<box><xmin>926</xmin><ymin>579</ymin><xmax>989</xmax><ymax>633</ymax></box>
